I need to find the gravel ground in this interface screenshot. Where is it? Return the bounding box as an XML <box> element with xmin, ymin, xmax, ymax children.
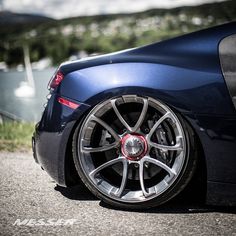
<box><xmin>0</xmin><ymin>152</ymin><xmax>236</xmax><ymax>236</ymax></box>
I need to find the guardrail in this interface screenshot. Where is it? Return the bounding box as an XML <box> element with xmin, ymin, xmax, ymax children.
<box><xmin>0</xmin><ymin>109</ymin><xmax>24</xmax><ymax>123</ymax></box>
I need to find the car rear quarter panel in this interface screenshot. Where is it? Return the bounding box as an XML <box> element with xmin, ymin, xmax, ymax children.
<box><xmin>59</xmin><ymin>62</ymin><xmax>235</xmax><ymax>115</ymax></box>
<box><xmin>57</xmin><ymin>61</ymin><xmax>236</xmax><ymax>186</ymax></box>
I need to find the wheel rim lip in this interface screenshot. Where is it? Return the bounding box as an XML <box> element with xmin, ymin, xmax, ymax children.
<box><xmin>77</xmin><ymin>95</ymin><xmax>187</xmax><ymax>203</ymax></box>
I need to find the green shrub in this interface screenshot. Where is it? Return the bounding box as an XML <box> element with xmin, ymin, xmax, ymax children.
<box><xmin>0</xmin><ymin>122</ymin><xmax>35</xmax><ymax>152</ymax></box>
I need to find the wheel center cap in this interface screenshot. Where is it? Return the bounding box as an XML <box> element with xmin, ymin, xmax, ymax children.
<box><xmin>121</xmin><ymin>134</ymin><xmax>147</xmax><ymax>160</ymax></box>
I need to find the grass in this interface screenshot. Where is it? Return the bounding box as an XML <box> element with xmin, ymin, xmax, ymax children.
<box><xmin>0</xmin><ymin>122</ymin><xmax>35</xmax><ymax>152</ymax></box>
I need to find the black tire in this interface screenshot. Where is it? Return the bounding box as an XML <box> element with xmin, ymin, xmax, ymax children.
<box><xmin>72</xmin><ymin>96</ymin><xmax>197</xmax><ymax>210</ymax></box>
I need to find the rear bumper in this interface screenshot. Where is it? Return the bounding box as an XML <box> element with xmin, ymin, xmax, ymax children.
<box><xmin>32</xmin><ymin>92</ymin><xmax>91</xmax><ymax>186</ymax></box>
<box><xmin>33</xmin><ymin>120</ymin><xmax>76</xmax><ymax>186</ymax></box>
<box><xmin>32</xmin><ymin>133</ymin><xmax>38</xmax><ymax>164</ymax></box>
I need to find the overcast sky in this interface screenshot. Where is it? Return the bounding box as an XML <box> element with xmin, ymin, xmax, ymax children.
<box><xmin>0</xmin><ymin>0</ymin><xmax>225</xmax><ymax>19</ymax></box>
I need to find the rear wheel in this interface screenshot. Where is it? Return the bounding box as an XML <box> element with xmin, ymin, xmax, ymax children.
<box><xmin>73</xmin><ymin>95</ymin><xmax>197</xmax><ymax>209</ymax></box>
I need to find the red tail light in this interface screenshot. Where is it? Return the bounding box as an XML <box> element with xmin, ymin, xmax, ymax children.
<box><xmin>58</xmin><ymin>97</ymin><xmax>80</xmax><ymax>109</ymax></box>
<box><xmin>48</xmin><ymin>71</ymin><xmax>64</xmax><ymax>89</ymax></box>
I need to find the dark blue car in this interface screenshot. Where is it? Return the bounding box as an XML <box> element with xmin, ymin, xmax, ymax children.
<box><xmin>33</xmin><ymin>22</ymin><xmax>236</xmax><ymax>209</ymax></box>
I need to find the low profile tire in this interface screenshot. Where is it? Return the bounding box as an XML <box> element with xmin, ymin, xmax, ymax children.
<box><xmin>72</xmin><ymin>95</ymin><xmax>197</xmax><ymax>210</ymax></box>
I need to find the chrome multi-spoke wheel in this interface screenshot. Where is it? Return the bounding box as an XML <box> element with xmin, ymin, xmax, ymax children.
<box><xmin>73</xmin><ymin>95</ymin><xmax>197</xmax><ymax>209</ymax></box>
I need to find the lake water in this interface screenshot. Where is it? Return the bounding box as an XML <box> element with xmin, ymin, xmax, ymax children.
<box><xmin>0</xmin><ymin>68</ymin><xmax>56</xmax><ymax>122</ymax></box>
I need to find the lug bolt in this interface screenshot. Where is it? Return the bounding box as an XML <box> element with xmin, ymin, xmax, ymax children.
<box><xmin>134</xmin><ymin>163</ymin><xmax>139</xmax><ymax>168</ymax></box>
<box><xmin>145</xmin><ymin>128</ymin><xmax>150</xmax><ymax>133</ymax></box>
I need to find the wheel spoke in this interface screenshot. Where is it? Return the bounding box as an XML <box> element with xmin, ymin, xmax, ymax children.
<box><xmin>146</xmin><ymin>111</ymin><xmax>182</xmax><ymax>151</ymax></box>
<box><xmin>111</xmin><ymin>98</ymin><xmax>148</xmax><ymax>133</ymax></box>
<box><xmin>82</xmin><ymin>141</ymin><xmax>119</xmax><ymax>153</ymax></box>
<box><xmin>90</xmin><ymin>115</ymin><xmax>120</xmax><ymax>142</ymax></box>
<box><xmin>141</xmin><ymin>156</ymin><xmax>176</xmax><ymax>177</ymax></box>
<box><xmin>146</xmin><ymin>111</ymin><xmax>172</xmax><ymax>140</ymax></box>
<box><xmin>149</xmin><ymin>142</ymin><xmax>182</xmax><ymax>151</ymax></box>
<box><xmin>89</xmin><ymin>157</ymin><xmax>126</xmax><ymax>178</ymax></box>
<box><xmin>148</xmin><ymin>135</ymin><xmax>183</xmax><ymax>151</ymax></box>
<box><xmin>139</xmin><ymin>161</ymin><xmax>150</xmax><ymax>197</ymax></box>
<box><xmin>132</xmin><ymin>98</ymin><xmax>148</xmax><ymax>132</ymax></box>
<box><xmin>114</xmin><ymin>159</ymin><xmax>129</xmax><ymax>197</ymax></box>
<box><xmin>111</xmin><ymin>99</ymin><xmax>132</xmax><ymax>132</ymax></box>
